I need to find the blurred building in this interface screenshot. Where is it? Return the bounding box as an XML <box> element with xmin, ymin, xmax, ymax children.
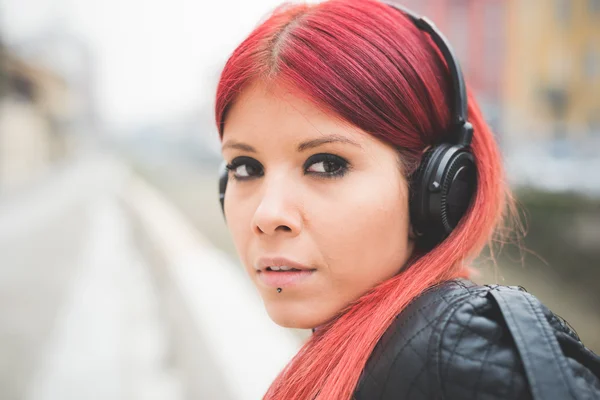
<box><xmin>0</xmin><ymin>44</ymin><xmax>72</xmax><ymax>193</ymax></box>
<box><xmin>501</xmin><ymin>0</ymin><xmax>600</xmax><ymax>195</ymax></box>
<box><xmin>503</xmin><ymin>0</ymin><xmax>600</xmax><ymax>146</ymax></box>
<box><xmin>15</xmin><ymin>25</ymin><xmax>99</xmax><ymax>138</ymax></box>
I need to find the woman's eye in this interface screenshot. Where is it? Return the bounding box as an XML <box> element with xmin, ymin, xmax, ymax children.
<box><xmin>226</xmin><ymin>153</ymin><xmax>348</xmax><ymax>181</ymax></box>
<box><xmin>305</xmin><ymin>154</ymin><xmax>348</xmax><ymax>177</ymax></box>
<box><xmin>233</xmin><ymin>164</ymin><xmax>251</xmax><ymax>177</ymax></box>
<box><xmin>226</xmin><ymin>157</ymin><xmax>263</xmax><ymax>180</ymax></box>
<box><xmin>307</xmin><ymin>160</ymin><xmax>341</xmax><ymax>174</ymax></box>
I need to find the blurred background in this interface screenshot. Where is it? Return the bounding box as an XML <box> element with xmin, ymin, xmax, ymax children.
<box><xmin>0</xmin><ymin>0</ymin><xmax>598</xmax><ymax>399</ymax></box>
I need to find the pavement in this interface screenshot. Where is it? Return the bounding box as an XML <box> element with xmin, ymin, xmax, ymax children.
<box><xmin>0</xmin><ymin>155</ymin><xmax>184</xmax><ymax>400</ymax></box>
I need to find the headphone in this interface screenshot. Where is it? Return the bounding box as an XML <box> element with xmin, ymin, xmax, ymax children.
<box><xmin>218</xmin><ymin>3</ymin><xmax>477</xmax><ymax>250</ymax></box>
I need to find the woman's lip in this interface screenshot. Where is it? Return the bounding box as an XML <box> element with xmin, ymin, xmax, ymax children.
<box><xmin>256</xmin><ymin>256</ymin><xmax>315</xmax><ymax>272</ymax></box>
<box><xmin>257</xmin><ymin>269</ymin><xmax>316</xmax><ymax>288</ymax></box>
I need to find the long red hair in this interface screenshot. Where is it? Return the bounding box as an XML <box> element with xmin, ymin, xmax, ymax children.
<box><xmin>215</xmin><ymin>0</ymin><xmax>511</xmax><ymax>398</ymax></box>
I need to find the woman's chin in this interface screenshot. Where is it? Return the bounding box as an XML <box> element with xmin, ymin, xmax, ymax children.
<box><xmin>265</xmin><ymin>301</ymin><xmax>327</xmax><ymax>330</ymax></box>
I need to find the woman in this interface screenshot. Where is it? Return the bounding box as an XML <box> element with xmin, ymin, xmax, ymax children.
<box><xmin>215</xmin><ymin>0</ymin><xmax>600</xmax><ymax>398</ymax></box>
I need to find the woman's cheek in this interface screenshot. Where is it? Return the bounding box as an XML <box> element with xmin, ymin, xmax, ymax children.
<box><xmin>227</xmin><ymin>209</ymin><xmax>252</xmax><ymax>267</ymax></box>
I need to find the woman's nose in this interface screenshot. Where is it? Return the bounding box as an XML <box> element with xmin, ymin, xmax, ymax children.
<box><xmin>251</xmin><ymin>176</ymin><xmax>302</xmax><ymax>237</ymax></box>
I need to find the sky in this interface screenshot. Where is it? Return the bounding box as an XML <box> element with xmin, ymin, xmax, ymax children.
<box><xmin>1</xmin><ymin>0</ymin><xmax>314</xmax><ymax>130</ymax></box>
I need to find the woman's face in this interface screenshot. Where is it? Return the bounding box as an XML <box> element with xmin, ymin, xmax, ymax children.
<box><xmin>221</xmin><ymin>81</ymin><xmax>414</xmax><ymax>329</ymax></box>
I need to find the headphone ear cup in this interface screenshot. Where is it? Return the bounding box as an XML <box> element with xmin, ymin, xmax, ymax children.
<box><xmin>409</xmin><ymin>144</ymin><xmax>476</xmax><ymax>249</ymax></box>
<box><xmin>218</xmin><ymin>161</ymin><xmax>228</xmax><ymax>218</ymax></box>
<box><xmin>409</xmin><ymin>144</ymin><xmax>450</xmax><ymax>240</ymax></box>
<box><xmin>439</xmin><ymin>149</ymin><xmax>476</xmax><ymax>231</ymax></box>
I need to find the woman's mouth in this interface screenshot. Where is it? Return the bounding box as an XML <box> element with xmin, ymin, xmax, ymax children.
<box><xmin>257</xmin><ymin>267</ymin><xmax>316</xmax><ymax>288</ymax></box>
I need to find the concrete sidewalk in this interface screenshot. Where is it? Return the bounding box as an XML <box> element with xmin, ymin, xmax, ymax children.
<box><xmin>26</xmin><ymin>194</ymin><xmax>183</xmax><ymax>400</ymax></box>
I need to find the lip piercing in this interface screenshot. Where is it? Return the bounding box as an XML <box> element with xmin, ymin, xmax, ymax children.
<box><xmin>277</xmin><ymin>288</ymin><xmax>282</xmax><ymax>293</ymax></box>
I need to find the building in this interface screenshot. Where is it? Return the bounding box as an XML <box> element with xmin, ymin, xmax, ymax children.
<box><xmin>503</xmin><ymin>0</ymin><xmax>600</xmax><ymax>147</ymax></box>
<box><xmin>0</xmin><ymin>45</ymin><xmax>73</xmax><ymax>193</ymax></box>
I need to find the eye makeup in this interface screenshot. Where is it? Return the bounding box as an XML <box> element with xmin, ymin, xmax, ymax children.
<box><xmin>225</xmin><ymin>153</ymin><xmax>350</xmax><ymax>181</ymax></box>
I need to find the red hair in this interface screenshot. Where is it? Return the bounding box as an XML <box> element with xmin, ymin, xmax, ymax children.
<box><xmin>215</xmin><ymin>0</ymin><xmax>512</xmax><ymax>398</ymax></box>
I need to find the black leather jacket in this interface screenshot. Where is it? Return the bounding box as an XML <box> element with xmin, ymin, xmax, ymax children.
<box><xmin>353</xmin><ymin>279</ymin><xmax>600</xmax><ymax>399</ymax></box>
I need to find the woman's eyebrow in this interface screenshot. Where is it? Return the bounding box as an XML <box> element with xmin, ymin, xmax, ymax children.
<box><xmin>222</xmin><ymin>140</ymin><xmax>257</xmax><ymax>153</ymax></box>
<box><xmin>297</xmin><ymin>135</ymin><xmax>362</xmax><ymax>152</ymax></box>
<box><xmin>221</xmin><ymin>134</ymin><xmax>362</xmax><ymax>153</ymax></box>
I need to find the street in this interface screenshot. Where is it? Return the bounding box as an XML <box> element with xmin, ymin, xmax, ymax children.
<box><xmin>0</xmin><ymin>155</ymin><xmax>184</xmax><ymax>400</ymax></box>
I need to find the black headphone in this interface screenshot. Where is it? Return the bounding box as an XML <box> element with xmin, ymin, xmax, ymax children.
<box><xmin>218</xmin><ymin>4</ymin><xmax>477</xmax><ymax>250</ymax></box>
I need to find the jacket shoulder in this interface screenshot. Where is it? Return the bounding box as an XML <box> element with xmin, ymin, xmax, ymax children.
<box><xmin>354</xmin><ymin>279</ymin><xmax>532</xmax><ymax>400</ymax></box>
